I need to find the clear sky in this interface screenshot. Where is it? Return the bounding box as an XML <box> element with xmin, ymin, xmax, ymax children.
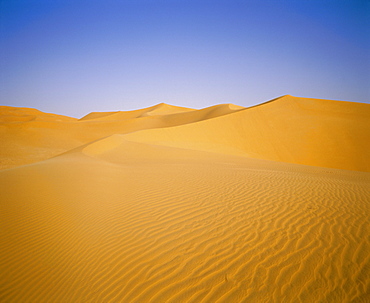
<box><xmin>1</xmin><ymin>0</ymin><xmax>369</xmax><ymax>118</ymax></box>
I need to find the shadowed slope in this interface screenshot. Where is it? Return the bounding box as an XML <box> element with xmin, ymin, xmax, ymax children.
<box><xmin>1</xmin><ymin>97</ymin><xmax>369</xmax><ymax>171</ymax></box>
<box><xmin>123</xmin><ymin>96</ymin><xmax>370</xmax><ymax>172</ymax></box>
<box><xmin>0</xmin><ymin>103</ymin><xmax>242</xmax><ymax>169</ymax></box>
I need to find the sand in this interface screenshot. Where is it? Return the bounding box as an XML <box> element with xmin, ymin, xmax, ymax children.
<box><xmin>1</xmin><ymin>96</ymin><xmax>369</xmax><ymax>302</ymax></box>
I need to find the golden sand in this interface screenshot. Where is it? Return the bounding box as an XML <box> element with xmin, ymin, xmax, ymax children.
<box><xmin>1</xmin><ymin>96</ymin><xmax>369</xmax><ymax>302</ymax></box>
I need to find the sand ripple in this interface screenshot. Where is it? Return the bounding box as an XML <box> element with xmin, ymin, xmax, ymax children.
<box><xmin>1</xmin><ymin>152</ymin><xmax>369</xmax><ymax>302</ymax></box>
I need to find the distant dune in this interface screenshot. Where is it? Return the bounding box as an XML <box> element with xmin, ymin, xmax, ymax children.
<box><xmin>123</xmin><ymin>95</ymin><xmax>370</xmax><ymax>172</ymax></box>
<box><xmin>1</xmin><ymin>96</ymin><xmax>369</xmax><ymax>302</ymax></box>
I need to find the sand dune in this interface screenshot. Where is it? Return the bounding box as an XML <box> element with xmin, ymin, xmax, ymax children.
<box><xmin>0</xmin><ymin>106</ymin><xmax>77</xmax><ymax>122</ymax></box>
<box><xmin>79</xmin><ymin>103</ymin><xmax>196</xmax><ymax>121</ymax></box>
<box><xmin>123</xmin><ymin>95</ymin><xmax>370</xmax><ymax>172</ymax></box>
<box><xmin>0</xmin><ymin>103</ymin><xmax>241</xmax><ymax>170</ymax></box>
<box><xmin>1</xmin><ymin>96</ymin><xmax>369</xmax><ymax>302</ymax></box>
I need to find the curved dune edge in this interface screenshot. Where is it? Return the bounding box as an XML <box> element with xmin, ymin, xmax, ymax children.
<box><xmin>2</xmin><ymin>95</ymin><xmax>369</xmax><ymax>171</ymax></box>
<box><xmin>1</xmin><ymin>96</ymin><xmax>370</xmax><ymax>302</ymax></box>
<box><xmin>123</xmin><ymin>96</ymin><xmax>370</xmax><ymax>172</ymax></box>
<box><xmin>0</xmin><ymin>103</ymin><xmax>243</xmax><ymax>170</ymax></box>
<box><xmin>79</xmin><ymin>103</ymin><xmax>196</xmax><ymax>121</ymax></box>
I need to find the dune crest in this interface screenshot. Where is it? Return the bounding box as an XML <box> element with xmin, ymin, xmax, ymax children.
<box><xmin>79</xmin><ymin>103</ymin><xmax>195</xmax><ymax>121</ymax></box>
<box><xmin>1</xmin><ymin>97</ymin><xmax>369</xmax><ymax>302</ymax></box>
<box><xmin>0</xmin><ymin>106</ymin><xmax>76</xmax><ymax>122</ymax></box>
<box><xmin>123</xmin><ymin>96</ymin><xmax>370</xmax><ymax>172</ymax></box>
<box><xmin>0</xmin><ymin>102</ymin><xmax>242</xmax><ymax>170</ymax></box>
<box><xmin>2</xmin><ymin>96</ymin><xmax>368</xmax><ymax>171</ymax></box>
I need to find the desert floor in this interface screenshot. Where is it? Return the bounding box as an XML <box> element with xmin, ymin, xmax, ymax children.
<box><xmin>1</xmin><ymin>96</ymin><xmax>369</xmax><ymax>302</ymax></box>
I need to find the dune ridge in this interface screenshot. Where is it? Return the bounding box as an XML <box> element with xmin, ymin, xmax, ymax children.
<box><xmin>2</xmin><ymin>96</ymin><xmax>369</xmax><ymax>171</ymax></box>
<box><xmin>79</xmin><ymin>103</ymin><xmax>196</xmax><ymax>121</ymax></box>
<box><xmin>1</xmin><ymin>96</ymin><xmax>369</xmax><ymax>302</ymax></box>
<box><xmin>123</xmin><ymin>95</ymin><xmax>370</xmax><ymax>172</ymax></box>
<box><xmin>0</xmin><ymin>102</ymin><xmax>243</xmax><ymax>170</ymax></box>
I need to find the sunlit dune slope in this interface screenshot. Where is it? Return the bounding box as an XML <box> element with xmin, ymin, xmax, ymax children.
<box><xmin>1</xmin><ymin>97</ymin><xmax>370</xmax><ymax>302</ymax></box>
<box><xmin>0</xmin><ymin>107</ymin><xmax>79</xmax><ymax>168</ymax></box>
<box><xmin>123</xmin><ymin>95</ymin><xmax>370</xmax><ymax>172</ymax></box>
<box><xmin>0</xmin><ymin>103</ymin><xmax>242</xmax><ymax>169</ymax></box>
<box><xmin>1</xmin><ymin>141</ymin><xmax>369</xmax><ymax>302</ymax></box>
<box><xmin>79</xmin><ymin>103</ymin><xmax>196</xmax><ymax>121</ymax></box>
<box><xmin>0</xmin><ymin>106</ymin><xmax>76</xmax><ymax>122</ymax></box>
<box><xmin>2</xmin><ymin>96</ymin><xmax>369</xmax><ymax>171</ymax></box>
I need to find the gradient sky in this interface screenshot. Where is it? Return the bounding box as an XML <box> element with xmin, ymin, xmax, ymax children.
<box><xmin>1</xmin><ymin>0</ymin><xmax>369</xmax><ymax>118</ymax></box>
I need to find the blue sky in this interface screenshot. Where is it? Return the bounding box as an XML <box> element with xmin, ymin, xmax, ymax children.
<box><xmin>1</xmin><ymin>0</ymin><xmax>369</xmax><ymax>118</ymax></box>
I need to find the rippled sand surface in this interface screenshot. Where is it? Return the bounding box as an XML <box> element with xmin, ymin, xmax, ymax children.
<box><xmin>1</xmin><ymin>96</ymin><xmax>369</xmax><ymax>302</ymax></box>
